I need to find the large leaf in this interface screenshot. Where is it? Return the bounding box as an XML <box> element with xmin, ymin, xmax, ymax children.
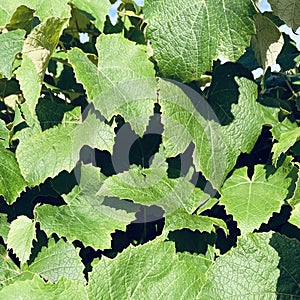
<box><xmin>220</xmin><ymin>163</ymin><xmax>292</xmax><ymax>234</ymax></box>
<box><xmin>268</xmin><ymin>0</ymin><xmax>300</xmax><ymax>31</ymax></box>
<box><xmin>36</xmin><ymin>164</ymin><xmax>135</xmax><ymax>250</ymax></box>
<box><xmin>0</xmin><ymin>275</ymin><xmax>88</xmax><ymax>300</ymax></box>
<box><xmin>16</xmin><ymin>109</ymin><xmax>115</xmax><ymax>186</ymax></box>
<box><xmin>87</xmin><ymin>240</ymin><xmax>212</xmax><ymax>299</ymax></box>
<box><xmin>27</xmin><ymin>238</ymin><xmax>85</xmax><ymax>283</ymax></box>
<box><xmin>70</xmin><ymin>0</ymin><xmax>111</xmax><ymax>32</ymax></box>
<box><xmin>0</xmin><ymin>1</ymin><xmax>70</xmax><ymax>27</ymax></box>
<box><xmin>68</xmin><ymin>34</ymin><xmax>156</xmax><ymax>136</ymax></box>
<box><xmin>0</xmin><ymin>144</ymin><xmax>27</xmax><ymax>204</ymax></box>
<box><xmin>144</xmin><ymin>0</ymin><xmax>256</xmax><ymax>82</ymax></box>
<box><xmin>0</xmin><ymin>29</ymin><xmax>25</xmax><ymax>78</ymax></box>
<box><xmin>202</xmin><ymin>232</ymin><xmax>280</xmax><ymax>299</ymax></box>
<box><xmin>7</xmin><ymin>216</ymin><xmax>36</xmax><ymax>264</ymax></box>
<box><xmin>252</xmin><ymin>14</ymin><xmax>284</xmax><ymax>70</ymax></box>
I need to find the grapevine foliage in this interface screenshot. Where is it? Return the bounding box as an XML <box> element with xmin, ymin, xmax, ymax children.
<box><xmin>0</xmin><ymin>0</ymin><xmax>300</xmax><ymax>298</ymax></box>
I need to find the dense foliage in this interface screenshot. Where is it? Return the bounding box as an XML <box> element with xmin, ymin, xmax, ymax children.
<box><xmin>0</xmin><ymin>0</ymin><xmax>300</xmax><ymax>298</ymax></box>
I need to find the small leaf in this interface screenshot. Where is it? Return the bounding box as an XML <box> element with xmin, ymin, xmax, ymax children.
<box><xmin>252</xmin><ymin>14</ymin><xmax>284</xmax><ymax>70</ymax></box>
<box><xmin>272</xmin><ymin>127</ymin><xmax>300</xmax><ymax>165</ymax></box>
<box><xmin>7</xmin><ymin>216</ymin><xmax>36</xmax><ymax>264</ymax></box>
<box><xmin>289</xmin><ymin>202</ymin><xmax>300</xmax><ymax>228</ymax></box>
<box><xmin>220</xmin><ymin>163</ymin><xmax>291</xmax><ymax>234</ymax></box>
<box><xmin>0</xmin><ymin>29</ymin><xmax>25</xmax><ymax>78</ymax></box>
<box><xmin>27</xmin><ymin>238</ymin><xmax>85</xmax><ymax>283</ymax></box>
<box><xmin>70</xmin><ymin>0</ymin><xmax>111</xmax><ymax>32</ymax></box>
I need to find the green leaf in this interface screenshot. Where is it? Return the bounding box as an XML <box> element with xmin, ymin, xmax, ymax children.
<box><xmin>202</xmin><ymin>232</ymin><xmax>280</xmax><ymax>299</ymax></box>
<box><xmin>0</xmin><ymin>119</ymin><xmax>9</xmax><ymax>148</ymax></box>
<box><xmin>0</xmin><ymin>144</ymin><xmax>27</xmax><ymax>204</ymax></box>
<box><xmin>0</xmin><ymin>275</ymin><xmax>88</xmax><ymax>300</ymax></box>
<box><xmin>272</xmin><ymin>127</ymin><xmax>300</xmax><ymax>165</ymax></box>
<box><xmin>5</xmin><ymin>5</ymin><xmax>34</xmax><ymax>33</ymax></box>
<box><xmin>164</xmin><ymin>210</ymin><xmax>228</xmax><ymax>236</ymax></box>
<box><xmin>268</xmin><ymin>0</ymin><xmax>300</xmax><ymax>31</ymax></box>
<box><xmin>98</xmin><ymin>151</ymin><xmax>209</xmax><ymax>216</ymax></box>
<box><xmin>220</xmin><ymin>163</ymin><xmax>292</xmax><ymax>234</ymax></box>
<box><xmin>159</xmin><ymin>77</ymin><xmax>263</xmax><ymax>189</ymax></box>
<box><xmin>0</xmin><ymin>245</ymin><xmax>22</xmax><ymax>289</ymax></box>
<box><xmin>0</xmin><ymin>1</ymin><xmax>70</xmax><ymax>27</ymax></box>
<box><xmin>87</xmin><ymin>241</ymin><xmax>212</xmax><ymax>299</ymax></box>
<box><xmin>0</xmin><ymin>29</ymin><xmax>25</xmax><ymax>78</ymax></box>
<box><xmin>252</xmin><ymin>14</ymin><xmax>284</xmax><ymax>70</ymax></box>
<box><xmin>22</xmin><ymin>17</ymin><xmax>68</xmax><ymax>82</ymax></box>
<box><xmin>7</xmin><ymin>216</ymin><xmax>36</xmax><ymax>264</ymax></box>
<box><xmin>27</xmin><ymin>238</ymin><xmax>85</xmax><ymax>283</ymax></box>
<box><xmin>15</xmin><ymin>55</ymin><xmax>40</xmax><ymax>123</ymax></box>
<box><xmin>289</xmin><ymin>202</ymin><xmax>300</xmax><ymax>228</ymax></box>
<box><xmin>16</xmin><ymin>108</ymin><xmax>115</xmax><ymax>186</ymax></box>
<box><xmin>68</xmin><ymin>34</ymin><xmax>156</xmax><ymax>136</ymax></box>
<box><xmin>144</xmin><ymin>0</ymin><xmax>256</xmax><ymax>82</ymax></box>
<box><xmin>0</xmin><ymin>214</ymin><xmax>9</xmax><ymax>244</ymax></box>
<box><xmin>70</xmin><ymin>0</ymin><xmax>111</xmax><ymax>32</ymax></box>
<box><xmin>36</xmin><ymin>164</ymin><xmax>135</xmax><ymax>250</ymax></box>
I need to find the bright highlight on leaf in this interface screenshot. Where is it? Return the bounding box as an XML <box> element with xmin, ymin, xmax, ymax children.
<box><xmin>220</xmin><ymin>162</ymin><xmax>292</xmax><ymax>234</ymax></box>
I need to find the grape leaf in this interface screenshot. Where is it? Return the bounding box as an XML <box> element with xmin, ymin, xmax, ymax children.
<box><xmin>7</xmin><ymin>216</ymin><xmax>36</xmax><ymax>264</ymax></box>
<box><xmin>98</xmin><ymin>150</ymin><xmax>210</xmax><ymax>217</ymax></box>
<box><xmin>159</xmin><ymin>77</ymin><xmax>263</xmax><ymax>189</ymax></box>
<box><xmin>0</xmin><ymin>29</ymin><xmax>25</xmax><ymax>78</ymax></box>
<box><xmin>87</xmin><ymin>241</ymin><xmax>212</xmax><ymax>299</ymax></box>
<box><xmin>163</xmin><ymin>210</ymin><xmax>228</xmax><ymax>236</ymax></box>
<box><xmin>68</xmin><ymin>34</ymin><xmax>156</xmax><ymax>136</ymax></box>
<box><xmin>16</xmin><ymin>109</ymin><xmax>115</xmax><ymax>186</ymax></box>
<box><xmin>0</xmin><ymin>1</ymin><xmax>70</xmax><ymax>27</ymax></box>
<box><xmin>0</xmin><ymin>214</ymin><xmax>9</xmax><ymax>244</ymax></box>
<box><xmin>5</xmin><ymin>5</ymin><xmax>34</xmax><ymax>33</ymax></box>
<box><xmin>289</xmin><ymin>203</ymin><xmax>300</xmax><ymax>228</ymax></box>
<box><xmin>0</xmin><ymin>144</ymin><xmax>27</xmax><ymax>204</ymax></box>
<box><xmin>27</xmin><ymin>238</ymin><xmax>85</xmax><ymax>283</ymax></box>
<box><xmin>252</xmin><ymin>14</ymin><xmax>284</xmax><ymax>70</ymax></box>
<box><xmin>144</xmin><ymin>0</ymin><xmax>256</xmax><ymax>82</ymax></box>
<box><xmin>0</xmin><ymin>245</ymin><xmax>22</xmax><ymax>288</ymax></box>
<box><xmin>22</xmin><ymin>17</ymin><xmax>67</xmax><ymax>82</ymax></box>
<box><xmin>272</xmin><ymin>127</ymin><xmax>300</xmax><ymax>165</ymax></box>
<box><xmin>220</xmin><ymin>163</ymin><xmax>292</xmax><ymax>234</ymax></box>
<box><xmin>70</xmin><ymin>0</ymin><xmax>111</xmax><ymax>32</ymax></box>
<box><xmin>0</xmin><ymin>120</ymin><xmax>9</xmax><ymax>149</ymax></box>
<box><xmin>15</xmin><ymin>55</ymin><xmax>40</xmax><ymax>122</ymax></box>
<box><xmin>0</xmin><ymin>275</ymin><xmax>88</xmax><ymax>300</ymax></box>
<box><xmin>268</xmin><ymin>0</ymin><xmax>300</xmax><ymax>31</ymax></box>
<box><xmin>36</xmin><ymin>164</ymin><xmax>135</xmax><ymax>250</ymax></box>
<box><xmin>202</xmin><ymin>232</ymin><xmax>280</xmax><ymax>299</ymax></box>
